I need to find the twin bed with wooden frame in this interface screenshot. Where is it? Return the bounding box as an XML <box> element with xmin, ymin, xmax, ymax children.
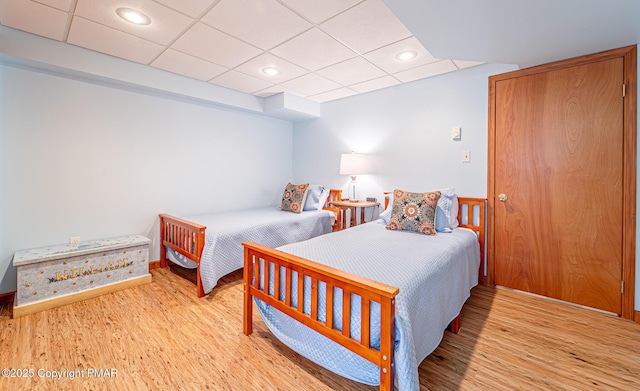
<box><xmin>159</xmin><ymin>189</ymin><xmax>343</xmax><ymax>297</ymax></box>
<box><xmin>242</xmin><ymin>196</ymin><xmax>485</xmax><ymax>390</ymax></box>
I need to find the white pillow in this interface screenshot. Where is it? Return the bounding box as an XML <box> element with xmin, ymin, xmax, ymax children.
<box><xmin>380</xmin><ymin>188</ymin><xmax>458</xmax><ymax>232</ymax></box>
<box><xmin>303</xmin><ymin>185</ymin><xmax>329</xmax><ymax>211</ymax></box>
<box><xmin>435</xmin><ymin>188</ymin><xmax>456</xmax><ymax>232</ymax></box>
<box><xmin>450</xmin><ymin>195</ymin><xmax>459</xmax><ymax>228</ymax></box>
<box><xmin>318</xmin><ymin>188</ymin><xmax>330</xmax><ymax>209</ymax></box>
<box><xmin>379</xmin><ymin>193</ymin><xmax>393</xmax><ymax>223</ymax></box>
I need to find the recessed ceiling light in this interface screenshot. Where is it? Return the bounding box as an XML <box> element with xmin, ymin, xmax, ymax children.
<box><xmin>116</xmin><ymin>8</ymin><xmax>151</xmax><ymax>25</ymax></box>
<box><xmin>262</xmin><ymin>67</ymin><xmax>280</xmax><ymax>76</ymax></box>
<box><xmin>395</xmin><ymin>50</ymin><xmax>418</xmax><ymax>61</ymax></box>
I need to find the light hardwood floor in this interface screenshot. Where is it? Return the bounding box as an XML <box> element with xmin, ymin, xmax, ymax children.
<box><xmin>1</xmin><ymin>267</ymin><xmax>639</xmax><ymax>390</ymax></box>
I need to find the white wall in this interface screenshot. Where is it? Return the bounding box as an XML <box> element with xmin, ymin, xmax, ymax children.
<box><xmin>0</xmin><ymin>63</ymin><xmax>293</xmax><ymax>293</ymax></box>
<box><xmin>292</xmin><ymin>61</ymin><xmax>640</xmax><ymax>312</ymax></box>
<box><xmin>292</xmin><ymin>63</ymin><xmax>516</xmax><ymax>201</ymax></box>
<box><xmin>2</xmin><ymin>49</ymin><xmax>638</xmax><ymax>313</ymax></box>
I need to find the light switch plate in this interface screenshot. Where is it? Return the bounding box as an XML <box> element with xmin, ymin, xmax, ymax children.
<box><xmin>462</xmin><ymin>150</ymin><xmax>471</xmax><ymax>162</ymax></box>
<box><xmin>452</xmin><ymin>126</ymin><xmax>461</xmax><ymax>140</ymax></box>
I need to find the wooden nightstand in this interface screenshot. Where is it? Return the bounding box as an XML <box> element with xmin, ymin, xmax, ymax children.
<box><xmin>329</xmin><ymin>200</ymin><xmax>380</xmax><ymax>229</ymax></box>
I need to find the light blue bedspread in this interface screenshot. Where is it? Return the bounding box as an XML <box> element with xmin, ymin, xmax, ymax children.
<box><xmin>255</xmin><ymin>219</ymin><xmax>480</xmax><ymax>390</ymax></box>
<box><xmin>167</xmin><ymin>207</ymin><xmax>332</xmax><ymax>293</ymax></box>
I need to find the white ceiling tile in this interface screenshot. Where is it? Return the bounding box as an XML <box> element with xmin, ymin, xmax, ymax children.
<box><xmin>210</xmin><ymin>70</ymin><xmax>273</xmax><ymax>94</ymax></box>
<box><xmin>154</xmin><ymin>0</ymin><xmax>218</xmax><ymax>18</ymax></box>
<box><xmin>363</xmin><ymin>36</ymin><xmax>439</xmax><ymax>74</ymax></box>
<box><xmin>201</xmin><ymin>0</ymin><xmax>311</xmax><ymax>50</ymax></box>
<box><xmin>0</xmin><ymin>0</ymin><xmax>69</xmax><ymax>41</ymax></box>
<box><xmin>74</xmin><ymin>0</ymin><xmax>193</xmax><ymax>45</ymax></box>
<box><xmin>0</xmin><ymin>0</ymin><xmax>479</xmax><ymax>103</ymax></box>
<box><xmin>279</xmin><ymin>0</ymin><xmax>363</xmax><ymax>24</ymax></box>
<box><xmin>151</xmin><ymin>48</ymin><xmax>227</xmax><ymax>81</ymax></box>
<box><xmin>279</xmin><ymin>73</ymin><xmax>342</xmax><ymax>97</ymax></box>
<box><xmin>316</xmin><ymin>56</ymin><xmax>386</xmax><ymax>86</ymax></box>
<box><xmin>349</xmin><ymin>75</ymin><xmax>400</xmax><ymax>93</ymax></box>
<box><xmin>235</xmin><ymin>53</ymin><xmax>308</xmax><ymax>83</ymax></box>
<box><xmin>393</xmin><ymin>60</ymin><xmax>458</xmax><ymax>83</ymax></box>
<box><xmin>67</xmin><ymin>17</ymin><xmax>165</xmax><ymax>64</ymax></box>
<box><xmin>171</xmin><ymin>22</ymin><xmax>262</xmax><ymax>68</ymax></box>
<box><xmin>34</xmin><ymin>0</ymin><xmax>73</xmax><ymax>12</ymax></box>
<box><xmin>453</xmin><ymin>59</ymin><xmax>485</xmax><ymax>69</ymax></box>
<box><xmin>254</xmin><ymin>85</ymin><xmax>304</xmax><ymax>98</ymax></box>
<box><xmin>308</xmin><ymin>87</ymin><xmax>358</xmax><ymax>102</ymax></box>
<box><xmin>320</xmin><ymin>0</ymin><xmax>411</xmax><ymax>54</ymax></box>
<box><xmin>270</xmin><ymin>28</ymin><xmax>357</xmax><ymax>71</ymax></box>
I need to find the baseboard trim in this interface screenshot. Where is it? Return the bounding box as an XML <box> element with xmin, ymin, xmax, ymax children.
<box><xmin>635</xmin><ymin>310</ymin><xmax>640</xmax><ymax>324</ymax></box>
<box><xmin>149</xmin><ymin>260</ymin><xmax>161</xmax><ymax>270</ymax></box>
<box><xmin>0</xmin><ymin>292</ymin><xmax>15</xmax><ymax>306</ymax></box>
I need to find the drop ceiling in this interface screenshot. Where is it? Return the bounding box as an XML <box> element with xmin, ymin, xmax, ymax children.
<box><xmin>385</xmin><ymin>0</ymin><xmax>640</xmax><ymax>70</ymax></box>
<box><xmin>0</xmin><ymin>0</ymin><xmax>483</xmax><ymax>103</ymax></box>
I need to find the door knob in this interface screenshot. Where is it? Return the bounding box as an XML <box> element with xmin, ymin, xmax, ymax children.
<box><xmin>498</xmin><ymin>193</ymin><xmax>508</xmax><ymax>202</ymax></box>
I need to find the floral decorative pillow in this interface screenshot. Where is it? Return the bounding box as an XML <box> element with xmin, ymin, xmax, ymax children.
<box><xmin>281</xmin><ymin>183</ymin><xmax>310</xmax><ymax>213</ymax></box>
<box><xmin>385</xmin><ymin>189</ymin><xmax>441</xmax><ymax>235</ymax></box>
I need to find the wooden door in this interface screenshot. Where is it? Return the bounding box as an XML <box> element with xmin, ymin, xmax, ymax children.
<box><xmin>488</xmin><ymin>46</ymin><xmax>637</xmax><ymax>317</ymax></box>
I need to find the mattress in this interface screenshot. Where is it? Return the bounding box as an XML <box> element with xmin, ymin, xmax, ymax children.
<box><xmin>167</xmin><ymin>207</ymin><xmax>333</xmax><ymax>293</ymax></box>
<box><xmin>255</xmin><ymin>219</ymin><xmax>480</xmax><ymax>390</ymax></box>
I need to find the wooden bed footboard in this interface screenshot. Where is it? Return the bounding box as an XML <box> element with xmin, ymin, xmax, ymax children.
<box><xmin>159</xmin><ymin>191</ymin><xmax>341</xmax><ymax>298</ymax></box>
<box><xmin>243</xmin><ymin>196</ymin><xmax>486</xmax><ymax>389</ymax></box>
<box><xmin>243</xmin><ymin>242</ymin><xmax>400</xmax><ymax>391</ymax></box>
<box><xmin>159</xmin><ymin>213</ymin><xmax>207</xmax><ymax>297</ymax></box>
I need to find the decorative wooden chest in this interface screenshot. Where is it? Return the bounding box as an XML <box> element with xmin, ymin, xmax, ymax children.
<box><xmin>13</xmin><ymin>234</ymin><xmax>152</xmax><ymax>317</ymax></box>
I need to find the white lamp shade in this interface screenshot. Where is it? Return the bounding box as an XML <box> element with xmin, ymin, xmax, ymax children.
<box><xmin>339</xmin><ymin>153</ymin><xmax>367</xmax><ymax>175</ymax></box>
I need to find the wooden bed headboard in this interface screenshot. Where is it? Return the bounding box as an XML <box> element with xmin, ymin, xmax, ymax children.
<box><xmin>456</xmin><ymin>197</ymin><xmax>486</xmax><ymax>285</ymax></box>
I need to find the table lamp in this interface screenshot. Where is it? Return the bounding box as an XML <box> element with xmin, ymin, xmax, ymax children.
<box><xmin>339</xmin><ymin>152</ymin><xmax>367</xmax><ymax>201</ymax></box>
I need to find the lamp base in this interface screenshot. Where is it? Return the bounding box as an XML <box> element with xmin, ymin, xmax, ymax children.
<box><xmin>349</xmin><ymin>175</ymin><xmax>359</xmax><ymax>201</ymax></box>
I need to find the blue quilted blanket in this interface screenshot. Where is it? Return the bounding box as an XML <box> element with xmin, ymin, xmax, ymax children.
<box><xmin>255</xmin><ymin>220</ymin><xmax>480</xmax><ymax>390</ymax></box>
<box><xmin>167</xmin><ymin>207</ymin><xmax>332</xmax><ymax>293</ymax></box>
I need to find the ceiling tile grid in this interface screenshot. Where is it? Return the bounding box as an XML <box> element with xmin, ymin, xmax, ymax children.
<box><xmin>151</xmin><ymin>48</ymin><xmax>227</xmax><ymax>81</ymax></box>
<box><xmin>200</xmin><ymin>0</ymin><xmax>312</xmax><ymax>50</ymax></box>
<box><xmin>34</xmin><ymin>0</ymin><xmax>74</xmax><ymax>12</ymax></box>
<box><xmin>235</xmin><ymin>52</ymin><xmax>308</xmax><ymax>84</ymax></box>
<box><xmin>74</xmin><ymin>0</ymin><xmax>194</xmax><ymax>45</ymax></box>
<box><xmin>269</xmin><ymin>27</ymin><xmax>358</xmax><ymax>72</ymax></box>
<box><xmin>0</xmin><ymin>0</ymin><xmax>70</xmax><ymax>41</ymax></box>
<box><xmin>170</xmin><ymin>22</ymin><xmax>262</xmax><ymax>68</ymax></box>
<box><xmin>279</xmin><ymin>73</ymin><xmax>342</xmax><ymax>97</ymax></box>
<box><xmin>67</xmin><ymin>16</ymin><xmax>165</xmax><ymax>64</ymax></box>
<box><xmin>1</xmin><ymin>0</ymin><xmax>483</xmax><ymax>102</ymax></box>
<box><xmin>153</xmin><ymin>0</ymin><xmax>217</xmax><ymax>19</ymax></box>
<box><xmin>210</xmin><ymin>69</ymin><xmax>273</xmax><ymax>94</ymax></box>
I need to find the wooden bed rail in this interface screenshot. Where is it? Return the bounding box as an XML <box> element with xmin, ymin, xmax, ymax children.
<box><xmin>159</xmin><ymin>213</ymin><xmax>206</xmax><ymax>297</ymax></box>
<box><xmin>243</xmin><ymin>242</ymin><xmax>399</xmax><ymax>391</ymax></box>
